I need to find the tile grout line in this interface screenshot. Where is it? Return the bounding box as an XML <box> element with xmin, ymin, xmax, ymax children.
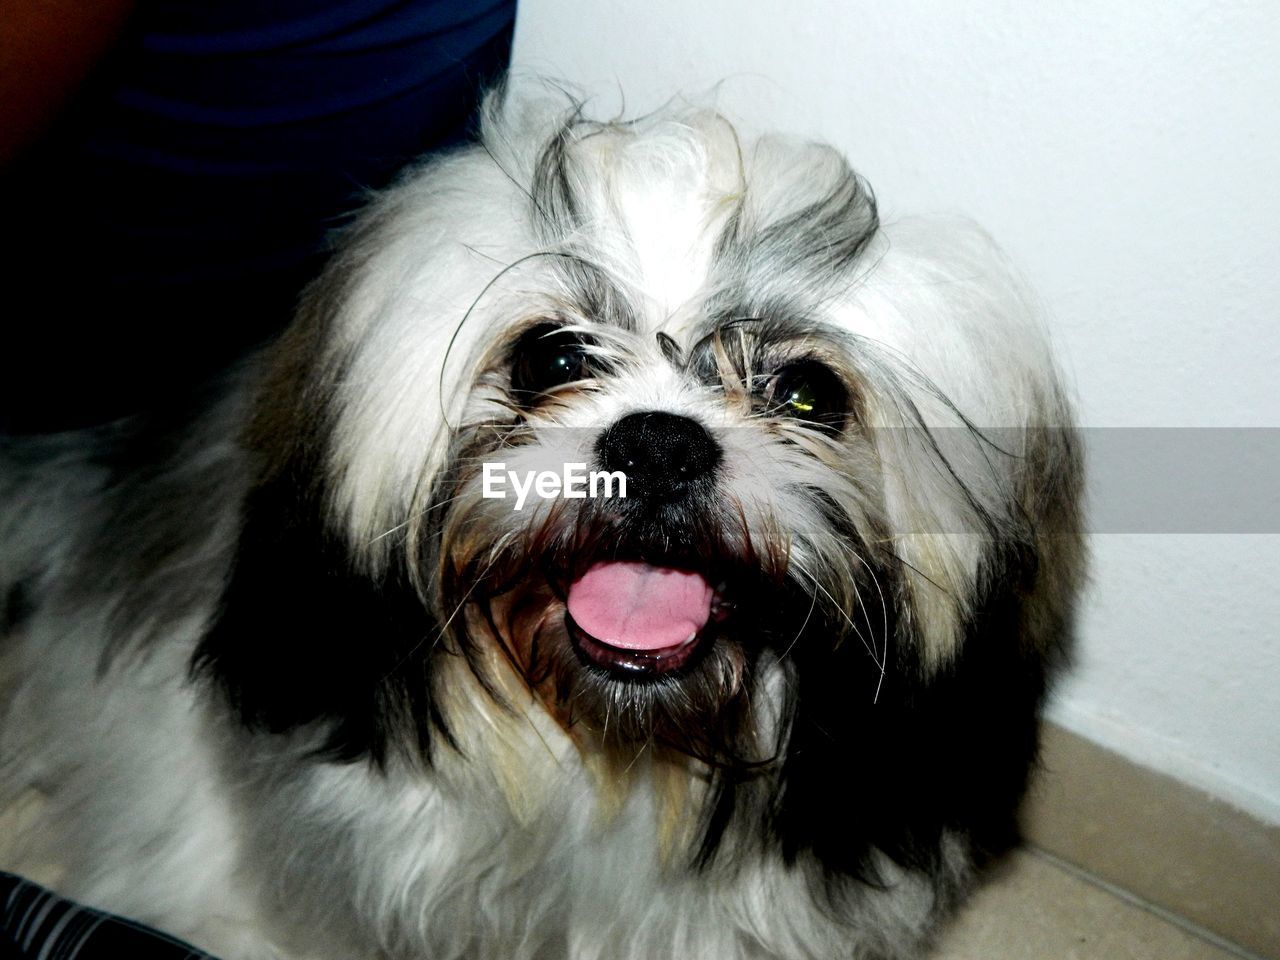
<box><xmin>1024</xmin><ymin>844</ymin><xmax>1270</xmax><ymax>960</ymax></box>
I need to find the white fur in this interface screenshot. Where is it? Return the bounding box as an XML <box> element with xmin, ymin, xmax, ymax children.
<box><xmin>0</xmin><ymin>88</ymin><xmax>1075</xmax><ymax>959</ymax></box>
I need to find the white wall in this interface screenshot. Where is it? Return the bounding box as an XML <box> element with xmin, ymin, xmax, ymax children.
<box><xmin>513</xmin><ymin>0</ymin><xmax>1280</xmax><ymax>821</ymax></box>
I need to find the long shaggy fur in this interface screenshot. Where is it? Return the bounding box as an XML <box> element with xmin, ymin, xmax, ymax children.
<box><xmin>0</xmin><ymin>86</ymin><xmax>1083</xmax><ymax>960</ymax></box>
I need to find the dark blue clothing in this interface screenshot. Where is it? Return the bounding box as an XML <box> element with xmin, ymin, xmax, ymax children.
<box><xmin>1</xmin><ymin>871</ymin><xmax>220</xmax><ymax>959</ymax></box>
<box><xmin>2</xmin><ymin>0</ymin><xmax>515</xmax><ymax>431</ymax></box>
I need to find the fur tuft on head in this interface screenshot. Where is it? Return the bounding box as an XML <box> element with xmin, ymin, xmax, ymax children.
<box><xmin>3</xmin><ymin>82</ymin><xmax>1082</xmax><ymax>960</ymax></box>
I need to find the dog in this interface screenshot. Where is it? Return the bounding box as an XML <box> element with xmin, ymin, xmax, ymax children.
<box><xmin>0</xmin><ymin>86</ymin><xmax>1084</xmax><ymax>960</ymax></box>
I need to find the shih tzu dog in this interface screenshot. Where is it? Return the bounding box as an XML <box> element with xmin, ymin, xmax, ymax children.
<box><xmin>0</xmin><ymin>86</ymin><xmax>1083</xmax><ymax>960</ymax></box>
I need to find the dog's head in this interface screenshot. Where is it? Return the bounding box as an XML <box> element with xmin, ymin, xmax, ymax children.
<box><xmin>198</xmin><ymin>89</ymin><xmax>1082</xmax><ymax>875</ymax></box>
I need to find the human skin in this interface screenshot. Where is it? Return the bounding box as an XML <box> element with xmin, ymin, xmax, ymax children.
<box><xmin>0</xmin><ymin>0</ymin><xmax>136</xmax><ymax>166</ymax></box>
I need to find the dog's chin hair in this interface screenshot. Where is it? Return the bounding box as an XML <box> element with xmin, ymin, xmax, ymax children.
<box><xmin>0</xmin><ymin>81</ymin><xmax>1083</xmax><ymax>960</ymax></box>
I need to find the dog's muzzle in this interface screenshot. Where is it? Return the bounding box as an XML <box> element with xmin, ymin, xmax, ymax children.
<box><xmin>565</xmin><ymin>411</ymin><xmax>727</xmax><ymax>677</ymax></box>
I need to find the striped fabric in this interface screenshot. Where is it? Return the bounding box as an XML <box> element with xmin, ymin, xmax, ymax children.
<box><xmin>0</xmin><ymin>873</ymin><xmax>219</xmax><ymax>959</ymax></box>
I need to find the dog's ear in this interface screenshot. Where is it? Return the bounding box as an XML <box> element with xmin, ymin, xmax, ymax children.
<box><xmin>751</xmin><ymin>528</ymin><xmax>1075</xmax><ymax>891</ymax></box>
<box><xmin>192</xmin><ymin>280</ymin><xmax>447</xmax><ymax>766</ymax></box>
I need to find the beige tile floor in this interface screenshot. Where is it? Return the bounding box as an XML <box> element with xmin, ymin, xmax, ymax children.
<box><xmin>1022</xmin><ymin>727</ymin><xmax>1280</xmax><ymax>959</ymax></box>
<box><xmin>933</xmin><ymin>846</ymin><xmax>1260</xmax><ymax>960</ymax></box>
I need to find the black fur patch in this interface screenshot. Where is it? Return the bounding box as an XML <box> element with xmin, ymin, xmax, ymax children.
<box><xmin>191</xmin><ymin>455</ymin><xmax>447</xmax><ymax>765</ymax></box>
<box><xmin>770</xmin><ymin>538</ymin><xmax>1067</xmax><ymax>887</ymax></box>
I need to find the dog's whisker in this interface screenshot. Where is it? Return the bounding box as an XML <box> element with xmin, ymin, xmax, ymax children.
<box><xmin>805</xmin><ymin>570</ymin><xmax>884</xmax><ymax>675</ymax></box>
<box><xmin>776</xmin><ymin>569</ymin><xmax>820</xmax><ymax>663</ymax></box>
<box><xmin>847</xmin><ymin>548</ymin><xmax>891</xmax><ymax>703</ymax></box>
<box><xmin>621</xmin><ymin>738</ymin><xmax>650</xmax><ymax>776</ymax></box>
<box><xmin>3</xmin><ymin>81</ymin><xmax>1082</xmax><ymax>960</ymax></box>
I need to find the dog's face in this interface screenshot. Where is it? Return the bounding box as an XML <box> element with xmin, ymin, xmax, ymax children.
<box><xmin>435</xmin><ymin>310</ymin><xmax>884</xmax><ymax>764</ymax></box>
<box><xmin>199</xmin><ymin>92</ymin><xmax>1081</xmax><ymax>876</ymax></box>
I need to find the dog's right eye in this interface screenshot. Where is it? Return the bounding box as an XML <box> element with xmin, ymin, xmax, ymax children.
<box><xmin>510</xmin><ymin>324</ymin><xmax>592</xmax><ymax>400</ymax></box>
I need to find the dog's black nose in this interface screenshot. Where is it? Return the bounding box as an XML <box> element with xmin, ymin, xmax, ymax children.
<box><xmin>598</xmin><ymin>411</ymin><xmax>720</xmax><ymax>500</ymax></box>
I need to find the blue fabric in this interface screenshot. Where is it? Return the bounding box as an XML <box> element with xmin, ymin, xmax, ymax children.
<box><xmin>83</xmin><ymin>0</ymin><xmax>514</xmax><ymax>273</ymax></box>
<box><xmin>2</xmin><ymin>0</ymin><xmax>515</xmax><ymax>431</ymax></box>
<box><xmin>0</xmin><ymin>871</ymin><xmax>220</xmax><ymax>958</ymax></box>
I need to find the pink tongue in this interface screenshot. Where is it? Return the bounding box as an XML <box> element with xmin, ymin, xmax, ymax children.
<box><xmin>567</xmin><ymin>562</ymin><xmax>713</xmax><ymax>651</ymax></box>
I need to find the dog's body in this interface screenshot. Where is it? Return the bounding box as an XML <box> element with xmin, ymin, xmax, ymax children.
<box><xmin>1</xmin><ymin>90</ymin><xmax>1083</xmax><ymax>960</ymax></box>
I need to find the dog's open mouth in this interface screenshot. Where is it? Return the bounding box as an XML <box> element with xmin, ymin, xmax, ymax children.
<box><xmin>564</xmin><ymin>561</ymin><xmax>727</xmax><ymax>677</ymax></box>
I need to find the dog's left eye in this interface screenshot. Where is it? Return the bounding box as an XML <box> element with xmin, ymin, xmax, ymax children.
<box><xmin>510</xmin><ymin>324</ymin><xmax>594</xmax><ymax>400</ymax></box>
<box><xmin>767</xmin><ymin>361</ymin><xmax>849</xmax><ymax>430</ymax></box>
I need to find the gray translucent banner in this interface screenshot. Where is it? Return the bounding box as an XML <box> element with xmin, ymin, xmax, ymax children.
<box><xmin>476</xmin><ymin>427</ymin><xmax>1280</xmax><ymax>533</ymax></box>
<box><xmin>1082</xmin><ymin>428</ymin><xmax>1280</xmax><ymax>533</ymax></box>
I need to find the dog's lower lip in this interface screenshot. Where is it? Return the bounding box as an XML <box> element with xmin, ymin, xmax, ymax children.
<box><xmin>564</xmin><ymin>610</ymin><xmax>705</xmax><ymax>677</ymax></box>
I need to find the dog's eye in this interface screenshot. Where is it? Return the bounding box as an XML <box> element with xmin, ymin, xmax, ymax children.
<box><xmin>767</xmin><ymin>361</ymin><xmax>849</xmax><ymax>430</ymax></box>
<box><xmin>510</xmin><ymin>324</ymin><xmax>593</xmax><ymax>400</ymax></box>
